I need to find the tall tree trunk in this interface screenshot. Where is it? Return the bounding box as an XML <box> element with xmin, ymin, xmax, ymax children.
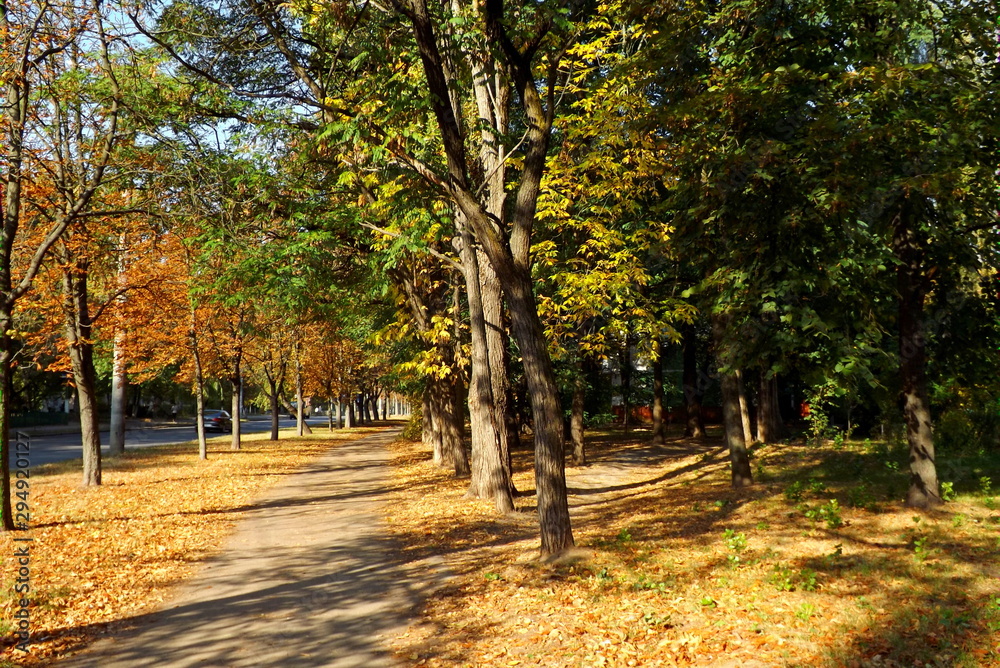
<box><xmin>336</xmin><ymin>398</ymin><xmax>343</xmax><ymax>429</ymax></box>
<box><xmin>756</xmin><ymin>375</ymin><xmax>783</xmax><ymax>444</ymax></box>
<box><xmin>424</xmin><ymin>383</ymin><xmax>445</xmax><ymax>465</ymax></box>
<box><xmin>570</xmin><ymin>359</ymin><xmax>586</xmax><ymax>466</ymax></box>
<box><xmin>295</xmin><ymin>342</ymin><xmax>306</xmax><ymax>436</ymax></box>
<box><xmin>345</xmin><ymin>395</ymin><xmax>355</xmax><ymax>428</ymax></box>
<box><xmin>620</xmin><ymin>338</ymin><xmax>633</xmax><ymax>431</ymax></box>
<box><xmin>457</xmin><ymin>228</ymin><xmax>513</xmax><ymax>511</ymax></box>
<box><xmin>650</xmin><ymin>339</ymin><xmax>666</xmax><ymax>445</ymax></box>
<box><xmin>108</xmin><ymin>328</ymin><xmax>127</xmax><ymax>455</ymax></box>
<box><xmin>328</xmin><ymin>397</ymin><xmax>334</xmax><ymax>432</ymax></box>
<box><xmin>713</xmin><ymin>315</ymin><xmax>753</xmax><ymax>488</ymax></box>
<box><xmin>0</xmin><ymin>330</ymin><xmax>15</xmax><ymax>530</ymax></box>
<box><xmin>479</xmin><ymin>248</ymin><xmax>518</xmax><ymax>495</ymax></box>
<box><xmin>192</xmin><ymin>343</ymin><xmax>207</xmax><ymax>460</ymax></box>
<box><xmin>62</xmin><ymin>259</ymin><xmax>101</xmax><ymax>486</ymax></box>
<box><xmin>230</xmin><ymin>367</ymin><xmax>242</xmax><ymax>451</ymax></box>
<box><xmin>501</xmin><ymin>271</ymin><xmax>574</xmax><ymax>554</ymax></box>
<box><xmin>682</xmin><ymin>324</ymin><xmax>706</xmax><ymax>439</ymax></box>
<box><xmin>736</xmin><ymin>369</ymin><xmax>754</xmax><ymax>444</ymax></box>
<box><xmin>894</xmin><ymin>211</ymin><xmax>941</xmax><ymax>508</ymax></box>
<box><xmin>269</xmin><ymin>377</ymin><xmax>280</xmax><ymax>441</ymax></box>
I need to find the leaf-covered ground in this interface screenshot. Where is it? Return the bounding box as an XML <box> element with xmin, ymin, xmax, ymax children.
<box><xmin>0</xmin><ymin>426</ymin><xmax>386</xmax><ymax>666</ymax></box>
<box><xmin>385</xmin><ymin>428</ymin><xmax>1000</xmax><ymax>668</ymax></box>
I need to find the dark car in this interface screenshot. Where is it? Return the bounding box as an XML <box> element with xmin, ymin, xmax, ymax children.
<box><xmin>203</xmin><ymin>409</ymin><xmax>233</xmax><ymax>433</ymax></box>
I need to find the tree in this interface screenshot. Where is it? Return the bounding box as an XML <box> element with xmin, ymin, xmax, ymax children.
<box><xmin>2</xmin><ymin>0</ymin><xmax>127</xmax><ymax>511</ymax></box>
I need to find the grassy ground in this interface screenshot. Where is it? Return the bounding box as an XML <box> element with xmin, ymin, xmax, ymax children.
<box><xmin>386</xmin><ymin>426</ymin><xmax>1000</xmax><ymax>667</ymax></box>
<box><xmin>0</xmin><ymin>426</ymin><xmax>387</xmax><ymax>666</ymax></box>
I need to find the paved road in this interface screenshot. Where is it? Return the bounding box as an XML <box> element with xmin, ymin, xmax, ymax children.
<box><xmin>56</xmin><ymin>428</ymin><xmax>447</xmax><ymax>668</ymax></box>
<box><xmin>8</xmin><ymin>418</ymin><xmax>328</xmax><ymax>467</ymax></box>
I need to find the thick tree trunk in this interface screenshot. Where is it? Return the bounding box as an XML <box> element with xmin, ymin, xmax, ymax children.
<box><xmin>713</xmin><ymin>315</ymin><xmax>753</xmax><ymax>488</ymax></box>
<box><xmin>682</xmin><ymin>324</ymin><xmax>706</xmax><ymax>439</ymax></box>
<box><xmin>756</xmin><ymin>375</ymin><xmax>783</xmax><ymax>444</ymax></box>
<box><xmin>336</xmin><ymin>399</ymin><xmax>343</xmax><ymax>429</ymax></box>
<box><xmin>328</xmin><ymin>398</ymin><xmax>335</xmax><ymax>432</ymax></box>
<box><xmin>62</xmin><ymin>262</ymin><xmax>101</xmax><ymax>486</ymax></box>
<box><xmin>479</xmin><ymin>248</ymin><xmax>518</xmax><ymax>494</ymax></box>
<box><xmin>230</xmin><ymin>370</ymin><xmax>242</xmax><ymax>451</ymax></box>
<box><xmin>109</xmin><ymin>329</ymin><xmax>126</xmax><ymax>455</ymax></box>
<box><xmin>894</xmin><ymin>213</ymin><xmax>941</xmax><ymax>508</ymax></box>
<box><xmin>736</xmin><ymin>369</ymin><xmax>755</xmax><ymax>444</ymax></box>
<box><xmin>445</xmin><ymin>371</ymin><xmax>470</xmax><ymax>477</ymax></box>
<box><xmin>650</xmin><ymin>339</ymin><xmax>665</xmax><ymax>444</ymax></box>
<box><xmin>458</xmin><ymin>229</ymin><xmax>513</xmax><ymax>511</ymax></box>
<box><xmin>504</xmin><ymin>272</ymin><xmax>574</xmax><ymax>554</ymax></box>
<box><xmin>345</xmin><ymin>395</ymin><xmax>355</xmax><ymax>428</ymax></box>
<box><xmin>570</xmin><ymin>362</ymin><xmax>586</xmax><ymax>466</ymax></box>
<box><xmin>0</xmin><ymin>333</ymin><xmax>15</xmax><ymax>530</ymax></box>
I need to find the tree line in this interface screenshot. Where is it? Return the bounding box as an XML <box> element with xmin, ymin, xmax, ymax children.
<box><xmin>1</xmin><ymin>0</ymin><xmax>997</xmax><ymax>556</ymax></box>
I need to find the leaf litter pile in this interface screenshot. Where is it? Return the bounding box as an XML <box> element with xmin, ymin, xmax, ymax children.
<box><xmin>385</xmin><ymin>429</ymin><xmax>1000</xmax><ymax>667</ymax></box>
<box><xmin>0</xmin><ymin>426</ymin><xmax>386</xmax><ymax>666</ymax></box>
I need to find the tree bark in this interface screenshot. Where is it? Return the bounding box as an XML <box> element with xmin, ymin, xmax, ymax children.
<box><xmin>620</xmin><ymin>338</ymin><xmax>633</xmax><ymax>431</ymax></box>
<box><xmin>230</xmin><ymin>369</ymin><xmax>242</xmax><ymax>450</ymax></box>
<box><xmin>345</xmin><ymin>395</ymin><xmax>355</xmax><ymax>428</ymax></box>
<box><xmin>0</xmin><ymin>331</ymin><xmax>15</xmax><ymax>530</ymax></box>
<box><xmin>570</xmin><ymin>361</ymin><xmax>586</xmax><ymax>466</ymax></box>
<box><xmin>269</xmin><ymin>377</ymin><xmax>280</xmax><ymax>441</ymax></box>
<box><xmin>193</xmin><ymin>343</ymin><xmax>207</xmax><ymax>460</ymax></box>
<box><xmin>61</xmin><ymin>256</ymin><xmax>101</xmax><ymax>486</ymax></box>
<box><xmin>894</xmin><ymin>211</ymin><xmax>941</xmax><ymax>508</ymax></box>
<box><xmin>756</xmin><ymin>375</ymin><xmax>783</xmax><ymax>444</ymax></box>
<box><xmin>650</xmin><ymin>339</ymin><xmax>666</xmax><ymax>444</ymax></box>
<box><xmin>713</xmin><ymin>315</ymin><xmax>753</xmax><ymax>488</ymax></box>
<box><xmin>109</xmin><ymin>328</ymin><xmax>127</xmax><ymax>455</ymax></box>
<box><xmin>736</xmin><ymin>369</ymin><xmax>755</xmax><ymax>444</ymax></box>
<box><xmin>682</xmin><ymin>324</ymin><xmax>706</xmax><ymax>439</ymax></box>
<box><xmin>457</xmin><ymin>229</ymin><xmax>513</xmax><ymax>511</ymax></box>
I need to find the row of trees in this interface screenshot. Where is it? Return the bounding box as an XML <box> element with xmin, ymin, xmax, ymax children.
<box><xmin>2</xmin><ymin>0</ymin><xmax>997</xmax><ymax>557</ymax></box>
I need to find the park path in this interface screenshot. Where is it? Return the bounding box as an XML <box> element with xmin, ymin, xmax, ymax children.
<box><xmin>57</xmin><ymin>428</ymin><xmax>446</xmax><ymax>668</ymax></box>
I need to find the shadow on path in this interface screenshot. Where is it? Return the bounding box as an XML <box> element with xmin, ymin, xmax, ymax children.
<box><xmin>55</xmin><ymin>430</ymin><xmax>444</xmax><ymax>668</ymax></box>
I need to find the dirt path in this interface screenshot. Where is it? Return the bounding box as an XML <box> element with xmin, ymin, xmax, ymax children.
<box><xmin>56</xmin><ymin>429</ymin><xmax>446</xmax><ymax>668</ymax></box>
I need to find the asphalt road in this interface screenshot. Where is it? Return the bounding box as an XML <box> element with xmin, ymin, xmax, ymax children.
<box><xmin>8</xmin><ymin>417</ymin><xmax>327</xmax><ymax>468</ymax></box>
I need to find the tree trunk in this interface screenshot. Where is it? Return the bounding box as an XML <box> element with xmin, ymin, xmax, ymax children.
<box><xmin>682</xmin><ymin>324</ymin><xmax>706</xmax><ymax>439</ymax></box>
<box><xmin>109</xmin><ymin>328</ymin><xmax>127</xmax><ymax>455</ymax></box>
<box><xmin>736</xmin><ymin>369</ymin><xmax>755</xmax><ymax>444</ymax></box>
<box><xmin>620</xmin><ymin>338</ymin><xmax>633</xmax><ymax>431</ymax></box>
<box><xmin>458</xmin><ymin>229</ymin><xmax>513</xmax><ymax>511</ymax></box>
<box><xmin>269</xmin><ymin>378</ymin><xmax>280</xmax><ymax>441</ymax></box>
<box><xmin>295</xmin><ymin>343</ymin><xmax>306</xmax><ymax>436</ymax></box>
<box><xmin>336</xmin><ymin>399</ymin><xmax>343</xmax><ymax>429</ymax></box>
<box><xmin>503</xmin><ymin>271</ymin><xmax>574</xmax><ymax>554</ymax></box>
<box><xmin>230</xmin><ymin>370</ymin><xmax>242</xmax><ymax>450</ymax></box>
<box><xmin>650</xmin><ymin>339</ymin><xmax>665</xmax><ymax>445</ymax></box>
<box><xmin>345</xmin><ymin>395</ymin><xmax>355</xmax><ymax>428</ymax></box>
<box><xmin>0</xmin><ymin>331</ymin><xmax>15</xmax><ymax>530</ymax></box>
<box><xmin>570</xmin><ymin>361</ymin><xmax>586</xmax><ymax>466</ymax></box>
<box><xmin>445</xmin><ymin>370</ymin><xmax>470</xmax><ymax>477</ymax></box>
<box><xmin>756</xmin><ymin>375</ymin><xmax>783</xmax><ymax>444</ymax></box>
<box><xmin>328</xmin><ymin>398</ymin><xmax>335</xmax><ymax>432</ymax></box>
<box><xmin>193</xmin><ymin>349</ymin><xmax>207</xmax><ymax>460</ymax></box>
<box><xmin>479</xmin><ymin>248</ymin><xmax>518</xmax><ymax>495</ymax></box>
<box><xmin>61</xmin><ymin>259</ymin><xmax>101</xmax><ymax>486</ymax></box>
<box><xmin>424</xmin><ymin>383</ymin><xmax>445</xmax><ymax>465</ymax></box>
<box><xmin>894</xmin><ymin>211</ymin><xmax>941</xmax><ymax>508</ymax></box>
<box><xmin>713</xmin><ymin>315</ymin><xmax>753</xmax><ymax>488</ymax></box>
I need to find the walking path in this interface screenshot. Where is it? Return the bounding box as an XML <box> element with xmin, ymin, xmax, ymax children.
<box><xmin>57</xmin><ymin>428</ymin><xmax>445</xmax><ymax>668</ymax></box>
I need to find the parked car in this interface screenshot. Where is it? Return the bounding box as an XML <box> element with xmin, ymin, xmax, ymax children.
<box><xmin>203</xmin><ymin>409</ymin><xmax>233</xmax><ymax>433</ymax></box>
